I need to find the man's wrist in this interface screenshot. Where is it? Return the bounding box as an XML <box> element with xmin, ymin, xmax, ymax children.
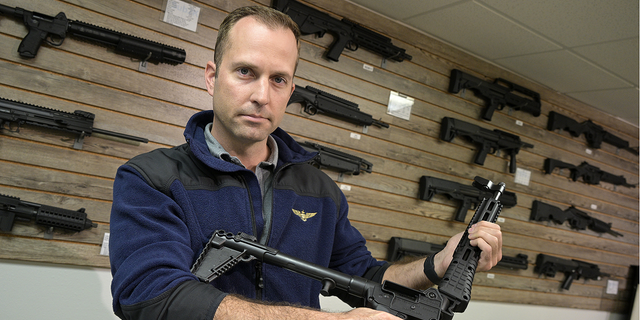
<box><xmin>423</xmin><ymin>252</ymin><xmax>442</xmax><ymax>285</ymax></box>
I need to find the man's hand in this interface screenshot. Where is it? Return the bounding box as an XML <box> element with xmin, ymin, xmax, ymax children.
<box><xmin>435</xmin><ymin>221</ymin><xmax>502</xmax><ymax>275</ymax></box>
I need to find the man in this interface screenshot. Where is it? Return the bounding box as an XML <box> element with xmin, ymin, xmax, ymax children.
<box><xmin>109</xmin><ymin>5</ymin><xmax>502</xmax><ymax>320</ymax></box>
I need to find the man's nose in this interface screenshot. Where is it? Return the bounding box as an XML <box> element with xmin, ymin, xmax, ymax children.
<box><xmin>251</xmin><ymin>78</ymin><xmax>270</xmax><ymax>106</ymax></box>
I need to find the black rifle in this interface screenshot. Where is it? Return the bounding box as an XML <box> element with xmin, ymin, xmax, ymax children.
<box><xmin>273</xmin><ymin>0</ymin><xmax>411</xmax><ymax>62</ymax></box>
<box><xmin>548</xmin><ymin>111</ymin><xmax>637</xmax><ymax>155</ymax></box>
<box><xmin>449</xmin><ymin>69</ymin><xmax>541</xmax><ymax>121</ymax></box>
<box><xmin>530</xmin><ymin>200</ymin><xmax>622</xmax><ymax>237</ymax></box>
<box><xmin>440</xmin><ymin>117</ymin><xmax>533</xmax><ymax>173</ymax></box>
<box><xmin>299</xmin><ymin>141</ymin><xmax>372</xmax><ymax>175</ymax></box>
<box><xmin>0</xmin><ymin>3</ymin><xmax>186</xmax><ymax>64</ymax></box>
<box><xmin>544</xmin><ymin>158</ymin><xmax>635</xmax><ymax>188</ymax></box>
<box><xmin>289</xmin><ymin>85</ymin><xmax>389</xmax><ymax>129</ymax></box>
<box><xmin>0</xmin><ymin>97</ymin><xmax>148</xmax><ymax>149</ymax></box>
<box><xmin>418</xmin><ymin>175</ymin><xmax>517</xmax><ymax>222</ymax></box>
<box><xmin>0</xmin><ymin>193</ymin><xmax>97</xmax><ymax>233</ymax></box>
<box><xmin>191</xmin><ymin>176</ymin><xmax>506</xmax><ymax>320</ymax></box>
<box><xmin>387</xmin><ymin>236</ymin><xmax>529</xmax><ymax>270</ymax></box>
<box><xmin>534</xmin><ymin>253</ymin><xmax>608</xmax><ymax>290</ymax></box>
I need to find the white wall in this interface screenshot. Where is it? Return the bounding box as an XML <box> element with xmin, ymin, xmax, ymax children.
<box><xmin>0</xmin><ymin>259</ymin><xmax>631</xmax><ymax>320</ymax></box>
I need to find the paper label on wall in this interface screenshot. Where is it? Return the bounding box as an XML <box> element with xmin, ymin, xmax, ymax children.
<box><xmin>514</xmin><ymin>168</ymin><xmax>531</xmax><ymax>186</ymax></box>
<box><xmin>100</xmin><ymin>233</ymin><xmax>110</xmax><ymax>256</ymax></box>
<box><xmin>163</xmin><ymin>0</ymin><xmax>200</xmax><ymax>32</ymax></box>
<box><xmin>606</xmin><ymin>280</ymin><xmax>619</xmax><ymax>294</ymax></box>
<box><xmin>387</xmin><ymin>91</ymin><xmax>413</xmax><ymax>120</ymax></box>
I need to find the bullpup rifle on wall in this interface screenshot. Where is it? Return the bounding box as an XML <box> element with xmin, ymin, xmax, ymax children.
<box><xmin>418</xmin><ymin>175</ymin><xmax>517</xmax><ymax>222</ymax></box>
<box><xmin>534</xmin><ymin>253</ymin><xmax>608</xmax><ymax>290</ymax></box>
<box><xmin>299</xmin><ymin>141</ymin><xmax>372</xmax><ymax>176</ymax></box>
<box><xmin>191</xmin><ymin>176</ymin><xmax>507</xmax><ymax>320</ymax></box>
<box><xmin>0</xmin><ymin>97</ymin><xmax>148</xmax><ymax>149</ymax></box>
<box><xmin>530</xmin><ymin>200</ymin><xmax>622</xmax><ymax>237</ymax></box>
<box><xmin>0</xmin><ymin>193</ymin><xmax>97</xmax><ymax>238</ymax></box>
<box><xmin>273</xmin><ymin>0</ymin><xmax>412</xmax><ymax>63</ymax></box>
<box><xmin>440</xmin><ymin>117</ymin><xmax>533</xmax><ymax>173</ymax></box>
<box><xmin>289</xmin><ymin>85</ymin><xmax>389</xmax><ymax>131</ymax></box>
<box><xmin>0</xmin><ymin>3</ymin><xmax>186</xmax><ymax>64</ymax></box>
<box><xmin>544</xmin><ymin>158</ymin><xmax>635</xmax><ymax>188</ymax></box>
<box><xmin>448</xmin><ymin>69</ymin><xmax>541</xmax><ymax>121</ymax></box>
<box><xmin>547</xmin><ymin>111</ymin><xmax>637</xmax><ymax>155</ymax></box>
<box><xmin>387</xmin><ymin>236</ymin><xmax>529</xmax><ymax>270</ymax></box>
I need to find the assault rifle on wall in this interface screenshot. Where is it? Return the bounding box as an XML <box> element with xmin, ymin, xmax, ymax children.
<box><xmin>273</xmin><ymin>0</ymin><xmax>411</xmax><ymax>62</ymax></box>
<box><xmin>547</xmin><ymin>111</ymin><xmax>637</xmax><ymax>155</ymax></box>
<box><xmin>0</xmin><ymin>193</ymin><xmax>97</xmax><ymax>237</ymax></box>
<box><xmin>544</xmin><ymin>158</ymin><xmax>635</xmax><ymax>188</ymax></box>
<box><xmin>191</xmin><ymin>176</ymin><xmax>507</xmax><ymax>320</ymax></box>
<box><xmin>0</xmin><ymin>3</ymin><xmax>186</xmax><ymax>64</ymax></box>
<box><xmin>440</xmin><ymin>117</ymin><xmax>533</xmax><ymax>173</ymax></box>
<box><xmin>387</xmin><ymin>236</ymin><xmax>529</xmax><ymax>270</ymax></box>
<box><xmin>530</xmin><ymin>200</ymin><xmax>622</xmax><ymax>237</ymax></box>
<box><xmin>418</xmin><ymin>175</ymin><xmax>517</xmax><ymax>222</ymax></box>
<box><xmin>534</xmin><ymin>253</ymin><xmax>608</xmax><ymax>290</ymax></box>
<box><xmin>299</xmin><ymin>141</ymin><xmax>372</xmax><ymax>175</ymax></box>
<box><xmin>0</xmin><ymin>97</ymin><xmax>149</xmax><ymax>149</ymax></box>
<box><xmin>448</xmin><ymin>69</ymin><xmax>541</xmax><ymax>121</ymax></box>
<box><xmin>289</xmin><ymin>85</ymin><xmax>389</xmax><ymax>131</ymax></box>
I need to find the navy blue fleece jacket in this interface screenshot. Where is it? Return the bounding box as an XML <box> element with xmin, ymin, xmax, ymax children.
<box><xmin>109</xmin><ymin>110</ymin><xmax>386</xmax><ymax>319</ymax></box>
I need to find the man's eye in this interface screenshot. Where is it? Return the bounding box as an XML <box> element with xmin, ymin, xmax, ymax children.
<box><xmin>238</xmin><ymin>68</ymin><xmax>250</xmax><ymax>75</ymax></box>
<box><xmin>274</xmin><ymin>77</ymin><xmax>285</xmax><ymax>84</ymax></box>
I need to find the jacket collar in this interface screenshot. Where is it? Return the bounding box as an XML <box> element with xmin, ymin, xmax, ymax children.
<box><xmin>183</xmin><ymin>110</ymin><xmax>316</xmax><ymax>171</ymax></box>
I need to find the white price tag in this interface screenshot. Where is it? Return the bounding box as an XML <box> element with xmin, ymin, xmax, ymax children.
<box><xmin>100</xmin><ymin>233</ymin><xmax>110</xmax><ymax>256</ymax></box>
<box><xmin>163</xmin><ymin>0</ymin><xmax>200</xmax><ymax>32</ymax></box>
<box><xmin>514</xmin><ymin>168</ymin><xmax>531</xmax><ymax>186</ymax></box>
<box><xmin>340</xmin><ymin>184</ymin><xmax>351</xmax><ymax>191</ymax></box>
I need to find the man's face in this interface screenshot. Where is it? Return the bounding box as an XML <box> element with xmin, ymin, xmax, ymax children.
<box><xmin>205</xmin><ymin>16</ymin><xmax>298</xmax><ymax>148</ymax></box>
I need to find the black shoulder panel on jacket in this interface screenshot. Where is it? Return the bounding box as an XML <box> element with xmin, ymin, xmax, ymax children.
<box><xmin>124</xmin><ymin>143</ymin><xmax>243</xmax><ymax>196</ymax></box>
<box><xmin>275</xmin><ymin>163</ymin><xmax>344</xmax><ymax>214</ymax></box>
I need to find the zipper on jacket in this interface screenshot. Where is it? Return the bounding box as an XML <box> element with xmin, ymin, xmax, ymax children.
<box><xmin>261</xmin><ymin>163</ymin><xmax>293</xmax><ymax>246</ymax></box>
<box><xmin>239</xmin><ymin>173</ymin><xmax>263</xmax><ymax>299</ymax></box>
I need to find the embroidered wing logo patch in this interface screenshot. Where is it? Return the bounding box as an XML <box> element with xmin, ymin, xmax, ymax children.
<box><xmin>292</xmin><ymin>209</ymin><xmax>317</xmax><ymax>222</ymax></box>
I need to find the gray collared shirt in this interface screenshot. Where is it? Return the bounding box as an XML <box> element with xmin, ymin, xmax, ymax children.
<box><xmin>204</xmin><ymin>122</ymin><xmax>277</xmax><ymax>243</ymax></box>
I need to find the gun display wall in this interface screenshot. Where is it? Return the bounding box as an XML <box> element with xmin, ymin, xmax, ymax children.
<box><xmin>0</xmin><ymin>0</ymin><xmax>636</xmax><ymax>315</ymax></box>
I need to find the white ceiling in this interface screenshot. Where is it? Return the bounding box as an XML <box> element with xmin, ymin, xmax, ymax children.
<box><xmin>348</xmin><ymin>0</ymin><xmax>639</xmax><ymax>127</ymax></box>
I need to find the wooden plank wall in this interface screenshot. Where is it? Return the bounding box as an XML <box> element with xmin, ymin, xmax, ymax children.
<box><xmin>0</xmin><ymin>0</ymin><xmax>637</xmax><ymax>313</ymax></box>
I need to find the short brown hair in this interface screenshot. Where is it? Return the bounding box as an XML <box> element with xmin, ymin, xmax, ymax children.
<box><xmin>214</xmin><ymin>6</ymin><xmax>301</xmax><ymax>70</ymax></box>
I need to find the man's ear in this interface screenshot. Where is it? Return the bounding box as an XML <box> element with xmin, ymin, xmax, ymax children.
<box><xmin>204</xmin><ymin>61</ymin><xmax>216</xmax><ymax>96</ymax></box>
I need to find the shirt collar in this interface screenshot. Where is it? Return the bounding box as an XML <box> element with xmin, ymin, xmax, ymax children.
<box><xmin>204</xmin><ymin>122</ymin><xmax>278</xmax><ymax>169</ymax></box>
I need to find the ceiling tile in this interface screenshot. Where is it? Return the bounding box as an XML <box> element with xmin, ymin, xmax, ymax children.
<box><xmin>495</xmin><ymin>50</ymin><xmax>632</xmax><ymax>93</ymax></box>
<box><xmin>404</xmin><ymin>1</ymin><xmax>561</xmax><ymax>59</ymax></box>
<box><xmin>480</xmin><ymin>0</ymin><xmax>639</xmax><ymax>47</ymax></box>
<box><xmin>348</xmin><ymin>0</ymin><xmax>460</xmax><ymax>20</ymax></box>
<box><xmin>573</xmin><ymin>38</ymin><xmax>639</xmax><ymax>86</ymax></box>
<box><xmin>568</xmin><ymin>88</ymin><xmax>639</xmax><ymax>126</ymax></box>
